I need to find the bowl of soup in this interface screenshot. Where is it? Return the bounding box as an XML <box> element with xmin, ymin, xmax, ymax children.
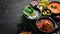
<box><xmin>36</xmin><ymin>17</ymin><xmax>55</xmax><ymax>33</ymax></box>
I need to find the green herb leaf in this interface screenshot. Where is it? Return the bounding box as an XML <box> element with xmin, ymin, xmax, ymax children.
<box><xmin>51</xmin><ymin>5</ymin><xmax>56</xmax><ymax>9</ymax></box>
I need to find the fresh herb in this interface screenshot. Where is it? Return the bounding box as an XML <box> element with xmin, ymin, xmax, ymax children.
<box><xmin>51</xmin><ymin>5</ymin><xmax>56</xmax><ymax>9</ymax></box>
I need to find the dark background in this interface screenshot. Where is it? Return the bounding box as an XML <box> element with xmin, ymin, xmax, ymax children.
<box><xmin>0</xmin><ymin>0</ymin><xmax>60</xmax><ymax>34</ymax></box>
<box><xmin>0</xmin><ymin>0</ymin><xmax>32</xmax><ymax>34</ymax></box>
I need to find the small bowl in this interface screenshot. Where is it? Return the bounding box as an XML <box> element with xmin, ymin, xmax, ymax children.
<box><xmin>36</xmin><ymin>17</ymin><xmax>56</xmax><ymax>33</ymax></box>
<box><xmin>47</xmin><ymin>1</ymin><xmax>60</xmax><ymax>14</ymax></box>
<box><xmin>23</xmin><ymin>5</ymin><xmax>41</xmax><ymax>20</ymax></box>
<box><xmin>30</xmin><ymin>1</ymin><xmax>38</xmax><ymax>7</ymax></box>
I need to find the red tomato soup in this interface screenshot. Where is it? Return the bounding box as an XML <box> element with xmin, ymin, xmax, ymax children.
<box><xmin>36</xmin><ymin>19</ymin><xmax>55</xmax><ymax>32</ymax></box>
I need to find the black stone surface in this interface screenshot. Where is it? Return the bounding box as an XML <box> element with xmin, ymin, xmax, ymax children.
<box><xmin>0</xmin><ymin>0</ymin><xmax>60</xmax><ymax>34</ymax></box>
<box><xmin>0</xmin><ymin>0</ymin><xmax>30</xmax><ymax>34</ymax></box>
